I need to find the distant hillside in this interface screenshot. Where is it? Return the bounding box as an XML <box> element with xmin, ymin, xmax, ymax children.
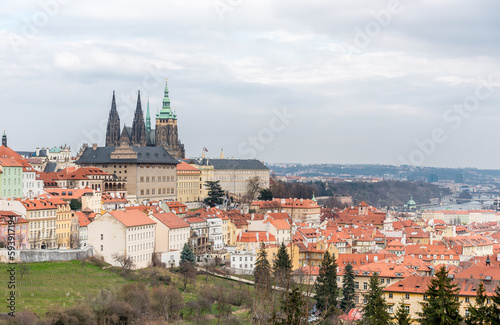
<box><xmin>270</xmin><ymin>180</ymin><xmax>451</xmax><ymax>208</ymax></box>
<box><xmin>327</xmin><ymin>180</ymin><xmax>451</xmax><ymax>207</ymax></box>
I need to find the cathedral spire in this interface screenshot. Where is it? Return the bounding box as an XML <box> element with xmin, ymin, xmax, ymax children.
<box><xmin>2</xmin><ymin>130</ymin><xmax>7</xmax><ymax>147</ymax></box>
<box><xmin>106</xmin><ymin>91</ymin><xmax>121</xmax><ymax>147</ymax></box>
<box><xmin>131</xmin><ymin>90</ymin><xmax>147</xmax><ymax>147</ymax></box>
<box><xmin>146</xmin><ymin>98</ymin><xmax>151</xmax><ymax>134</ymax></box>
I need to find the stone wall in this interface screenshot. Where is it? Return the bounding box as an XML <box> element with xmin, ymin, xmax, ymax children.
<box><xmin>0</xmin><ymin>246</ymin><xmax>94</xmax><ymax>263</ymax></box>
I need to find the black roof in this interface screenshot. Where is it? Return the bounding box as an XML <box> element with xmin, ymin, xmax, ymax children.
<box><xmin>76</xmin><ymin>146</ymin><xmax>178</xmax><ymax>165</ymax></box>
<box><xmin>43</xmin><ymin>162</ymin><xmax>58</xmax><ymax>172</ymax></box>
<box><xmin>208</xmin><ymin>159</ymin><xmax>268</xmax><ymax>170</ymax></box>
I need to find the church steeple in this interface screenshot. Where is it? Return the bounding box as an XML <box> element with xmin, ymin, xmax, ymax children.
<box><xmin>105</xmin><ymin>91</ymin><xmax>121</xmax><ymax>147</ymax></box>
<box><xmin>131</xmin><ymin>90</ymin><xmax>147</xmax><ymax>147</ymax></box>
<box><xmin>2</xmin><ymin>130</ymin><xmax>7</xmax><ymax>147</ymax></box>
<box><xmin>156</xmin><ymin>78</ymin><xmax>176</xmax><ymax>120</ymax></box>
<box><xmin>146</xmin><ymin>98</ymin><xmax>151</xmax><ymax>135</ymax></box>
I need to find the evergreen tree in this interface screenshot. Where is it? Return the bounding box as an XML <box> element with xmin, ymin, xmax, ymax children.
<box><xmin>179</xmin><ymin>243</ymin><xmax>196</xmax><ymax>290</ymax></box>
<box><xmin>466</xmin><ymin>281</ymin><xmax>490</xmax><ymax>325</ymax></box>
<box><xmin>393</xmin><ymin>298</ymin><xmax>412</xmax><ymax>325</ymax></box>
<box><xmin>258</xmin><ymin>188</ymin><xmax>273</xmax><ymax>201</ymax></box>
<box><xmin>273</xmin><ymin>242</ymin><xmax>292</xmax><ymax>287</ymax></box>
<box><xmin>362</xmin><ymin>273</ymin><xmax>390</xmax><ymax>325</ymax></box>
<box><xmin>254</xmin><ymin>243</ymin><xmax>271</xmax><ymax>292</ymax></box>
<box><xmin>70</xmin><ymin>199</ymin><xmax>82</xmax><ymax>211</ymax></box>
<box><xmin>180</xmin><ymin>243</ymin><xmax>196</xmax><ymax>264</ymax></box>
<box><xmin>418</xmin><ymin>266</ymin><xmax>463</xmax><ymax>325</ymax></box>
<box><xmin>340</xmin><ymin>263</ymin><xmax>356</xmax><ymax>312</ymax></box>
<box><xmin>272</xmin><ymin>287</ymin><xmax>307</xmax><ymax>325</ymax></box>
<box><xmin>490</xmin><ymin>285</ymin><xmax>500</xmax><ymax>323</ymax></box>
<box><xmin>203</xmin><ymin>180</ymin><xmax>225</xmax><ymax>207</ymax></box>
<box><xmin>314</xmin><ymin>250</ymin><xmax>338</xmax><ymax>316</ymax></box>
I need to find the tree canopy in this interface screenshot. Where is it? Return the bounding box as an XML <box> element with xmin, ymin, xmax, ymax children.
<box><xmin>419</xmin><ymin>266</ymin><xmax>462</xmax><ymax>325</ymax></box>
<box><xmin>203</xmin><ymin>180</ymin><xmax>225</xmax><ymax>207</ymax></box>
<box><xmin>314</xmin><ymin>250</ymin><xmax>338</xmax><ymax>316</ymax></box>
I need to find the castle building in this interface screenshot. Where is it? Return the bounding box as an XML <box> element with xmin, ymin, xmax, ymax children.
<box><xmin>105</xmin><ymin>79</ymin><xmax>185</xmax><ymax>159</ymax></box>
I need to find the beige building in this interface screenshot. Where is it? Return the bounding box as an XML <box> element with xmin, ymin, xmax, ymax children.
<box><xmin>188</xmin><ymin>159</ymin><xmax>214</xmax><ymax>199</ymax></box>
<box><xmin>76</xmin><ymin>143</ymin><xmax>178</xmax><ymax>202</ymax></box>
<box><xmin>188</xmin><ymin>158</ymin><xmax>269</xmax><ymax>199</ymax></box>
<box><xmin>88</xmin><ymin>210</ymin><xmax>156</xmax><ymax>269</ymax></box>
<box><xmin>19</xmin><ymin>199</ymin><xmax>58</xmax><ymax>249</ymax></box>
<box><xmin>149</xmin><ymin>212</ymin><xmax>191</xmax><ymax>252</ymax></box>
<box><xmin>176</xmin><ymin>161</ymin><xmax>202</xmax><ymax>203</ymax></box>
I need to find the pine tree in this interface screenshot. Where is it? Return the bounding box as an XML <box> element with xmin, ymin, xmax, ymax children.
<box><xmin>314</xmin><ymin>250</ymin><xmax>338</xmax><ymax>316</ymax></box>
<box><xmin>466</xmin><ymin>280</ymin><xmax>491</xmax><ymax>325</ymax></box>
<box><xmin>180</xmin><ymin>243</ymin><xmax>196</xmax><ymax>264</ymax></box>
<box><xmin>179</xmin><ymin>243</ymin><xmax>196</xmax><ymax>290</ymax></box>
<box><xmin>340</xmin><ymin>262</ymin><xmax>356</xmax><ymax>312</ymax></box>
<box><xmin>203</xmin><ymin>181</ymin><xmax>225</xmax><ymax>207</ymax></box>
<box><xmin>273</xmin><ymin>242</ymin><xmax>292</xmax><ymax>287</ymax></box>
<box><xmin>362</xmin><ymin>273</ymin><xmax>390</xmax><ymax>325</ymax></box>
<box><xmin>273</xmin><ymin>287</ymin><xmax>307</xmax><ymax>325</ymax></box>
<box><xmin>393</xmin><ymin>298</ymin><xmax>412</xmax><ymax>325</ymax></box>
<box><xmin>490</xmin><ymin>285</ymin><xmax>500</xmax><ymax>323</ymax></box>
<box><xmin>254</xmin><ymin>243</ymin><xmax>271</xmax><ymax>292</ymax></box>
<box><xmin>418</xmin><ymin>266</ymin><xmax>463</xmax><ymax>325</ymax></box>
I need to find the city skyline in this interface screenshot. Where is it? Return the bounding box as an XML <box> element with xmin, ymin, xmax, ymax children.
<box><xmin>1</xmin><ymin>1</ymin><xmax>500</xmax><ymax>168</ymax></box>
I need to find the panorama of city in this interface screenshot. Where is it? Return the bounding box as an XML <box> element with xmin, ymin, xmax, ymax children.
<box><xmin>2</xmin><ymin>2</ymin><xmax>500</xmax><ymax>325</ymax></box>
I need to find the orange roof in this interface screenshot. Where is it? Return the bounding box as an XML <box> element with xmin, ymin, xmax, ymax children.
<box><xmin>0</xmin><ymin>158</ymin><xmax>22</xmax><ymax>167</ymax></box>
<box><xmin>44</xmin><ymin>188</ymin><xmax>95</xmax><ymax>200</ymax></box>
<box><xmin>237</xmin><ymin>231</ymin><xmax>276</xmax><ymax>243</ymax></box>
<box><xmin>152</xmin><ymin>212</ymin><xmax>190</xmax><ymax>229</ymax></box>
<box><xmin>19</xmin><ymin>199</ymin><xmax>58</xmax><ymax>211</ymax></box>
<box><xmin>0</xmin><ymin>146</ymin><xmax>23</xmax><ymax>160</ymax></box>
<box><xmin>108</xmin><ymin>210</ymin><xmax>156</xmax><ymax>227</ymax></box>
<box><xmin>176</xmin><ymin>161</ymin><xmax>201</xmax><ymax>172</ymax></box>
<box><xmin>75</xmin><ymin>212</ymin><xmax>93</xmax><ymax>227</ymax></box>
<box><xmin>265</xmin><ymin>218</ymin><xmax>291</xmax><ymax>230</ymax></box>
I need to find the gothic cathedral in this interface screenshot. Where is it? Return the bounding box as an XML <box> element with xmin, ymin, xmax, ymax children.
<box><xmin>105</xmin><ymin>79</ymin><xmax>185</xmax><ymax>159</ymax></box>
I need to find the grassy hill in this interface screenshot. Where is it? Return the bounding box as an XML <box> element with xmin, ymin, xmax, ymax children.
<box><xmin>0</xmin><ymin>260</ymin><xmax>254</xmax><ymax>324</ymax></box>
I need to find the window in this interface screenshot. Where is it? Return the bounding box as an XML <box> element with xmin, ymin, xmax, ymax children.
<box><xmin>423</xmin><ymin>295</ymin><xmax>427</xmax><ymax>300</ymax></box>
<box><xmin>388</xmin><ymin>305</ymin><xmax>393</xmax><ymax>313</ymax></box>
<box><xmin>465</xmin><ymin>308</ymin><xmax>469</xmax><ymax>317</ymax></box>
<box><xmin>101</xmin><ymin>234</ymin><xmax>103</xmax><ymax>240</ymax></box>
<box><xmin>363</xmin><ymin>282</ymin><xmax>368</xmax><ymax>290</ymax></box>
<box><xmin>355</xmin><ymin>282</ymin><xmax>359</xmax><ymax>289</ymax></box>
<box><xmin>404</xmin><ymin>306</ymin><xmax>410</xmax><ymax>313</ymax></box>
<box><xmin>405</xmin><ymin>294</ymin><xmax>410</xmax><ymax>299</ymax></box>
<box><xmin>388</xmin><ymin>293</ymin><xmax>393</xmax><ymax>299</ymax></box>
<box><xmin>465</xmin><ymin>297</ymin><xmax>470</xmax><ymax>303</ymax></box>
<box><xmin>100</xmin><ymin>245</ymin><xmax>103</xmax><ymax>251</ymax></box>
<box><xmin>386</xmin><ymin>279</ymin><xmax>390</xmax><ymax>284</ymax></box>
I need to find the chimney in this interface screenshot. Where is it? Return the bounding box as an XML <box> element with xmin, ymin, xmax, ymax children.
<box><xmin>374</xmin><ymin>256</ymin><xmax>378</xmax><ymax>262</ymax></box>
<box><xmin>256</xmin><ymin>232</ymin><xmax>259</xmax><ymax>242</ymax></box>
<box><xmin>266</xmin><ymin>232</ymin><xmax>269</xmax><ymax>242</ymax></box>
<box><xmin>92</xmin><ymin>143</ymin><xmax>98</xmax><ymax>150</ymax></box>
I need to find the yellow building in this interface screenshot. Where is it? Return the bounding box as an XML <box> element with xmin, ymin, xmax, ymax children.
<box><xmin>296</xmin><ymin>239</ymin><xmax>339</xmax><ymax>268</ymax></box>
<box><xmin>265</xmin><ymin>243</ymin><xmax>301</xmax><ymax>271</ymax></box>
<box><xmin>50</xmin><ymin>198</ymin><xmax>77</xmax><ymax>248</ymax></box>
<box><xmin>189</xmin><ymin>158</ymin><xmax>215</xmax><ymax>199</ymax></box>
<box><xmin>384</xmin><ymin>275</ymin><xmax>500</xmax><ymax>320</ymax></box>
<box><xmin>176</xmin><ymin>161</ymin><xmax>202</xmax><ymax>203</ymax></box>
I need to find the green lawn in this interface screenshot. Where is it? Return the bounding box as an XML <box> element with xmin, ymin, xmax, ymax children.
<box><xmin>0</xmin><ymin>260</ymin><xmax>128</xmax><ymax>316</ymax></box>
<box><xmin>0</xmin><ymin>261</ymin><xmax>254</xmax><ymax>323</ymax></box>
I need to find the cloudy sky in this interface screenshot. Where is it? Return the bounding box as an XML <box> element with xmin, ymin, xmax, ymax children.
<box><xmin>1</xmin><ymin>1</ymin><xmax>500</xmax><ymax>168</ymax></box>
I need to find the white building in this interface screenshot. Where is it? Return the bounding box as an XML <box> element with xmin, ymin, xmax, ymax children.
<box><xmin>88</xmin><ymin>210</ymin><xmax>156</xmax><ymax>269</ymax></box>
<box><xmin>230</xmin><ymin>250</ymin><xmax>257</xmax><ymax>275</ymax></box>
<box><xmin>206</xmin><ymin>215</ymin><xmax>224</xmax><ymax>251</ymax></box>
<box><xmin>149</xmin><ymin>212</ymin><xmax>190</xmax><ymax>252</ymax></box>
<box><xmin>21</xmin><ymin>162</ymin><xmax>44</xmax><ymax>198</ymax></box>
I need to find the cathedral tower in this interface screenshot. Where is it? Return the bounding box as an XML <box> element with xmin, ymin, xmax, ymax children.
<box><xmin>131</xmin><ymin>91</ymin><xmax>147</xmax><ymax>147</ymax></box>
<box><xmin>155</xmin><ymin>79</ymin><xmax>185</xmax><ymax>159</ymax></box>
<box><xmin>105</xmin><ymin>91</ymin><xmax>121</xmax><ymax>147</ymax></box>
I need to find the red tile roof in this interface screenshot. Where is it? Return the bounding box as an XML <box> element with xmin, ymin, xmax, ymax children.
<box><xmin>108</xmin><ymin>210</ymin><xmax>156</xmax><ymax>227</ymax></box>
<box><xmin>152</xmin><ymin>212</ymin><xmax>190</xmax><ymax>229</ymax></box>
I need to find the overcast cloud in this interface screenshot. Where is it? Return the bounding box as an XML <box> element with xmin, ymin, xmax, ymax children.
<box><xmin>1</xmin><ymin>0</ymin><xmax>500</xmax><ymax>168</ymax></box>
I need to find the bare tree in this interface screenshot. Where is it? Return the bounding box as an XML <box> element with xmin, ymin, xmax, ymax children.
<box><xmin>112</xmin><ymin>252</ymin><xmax>135</xmax><ymax>277</ymax></box>
<box><xmin>246</xmin><ymin>176</ymin><xmax>262</xmax><ymax>202</ymax></box>
<box><xmin>151</xmin><ymin>286</ymin><xmax>184</xmax><ymax>322</ymax></box>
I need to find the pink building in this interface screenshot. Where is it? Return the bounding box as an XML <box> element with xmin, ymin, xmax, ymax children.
<box><xmin>0</xmin><ymin>211</ymin><xmax>29</xmax><ymax>249</ymax></box>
